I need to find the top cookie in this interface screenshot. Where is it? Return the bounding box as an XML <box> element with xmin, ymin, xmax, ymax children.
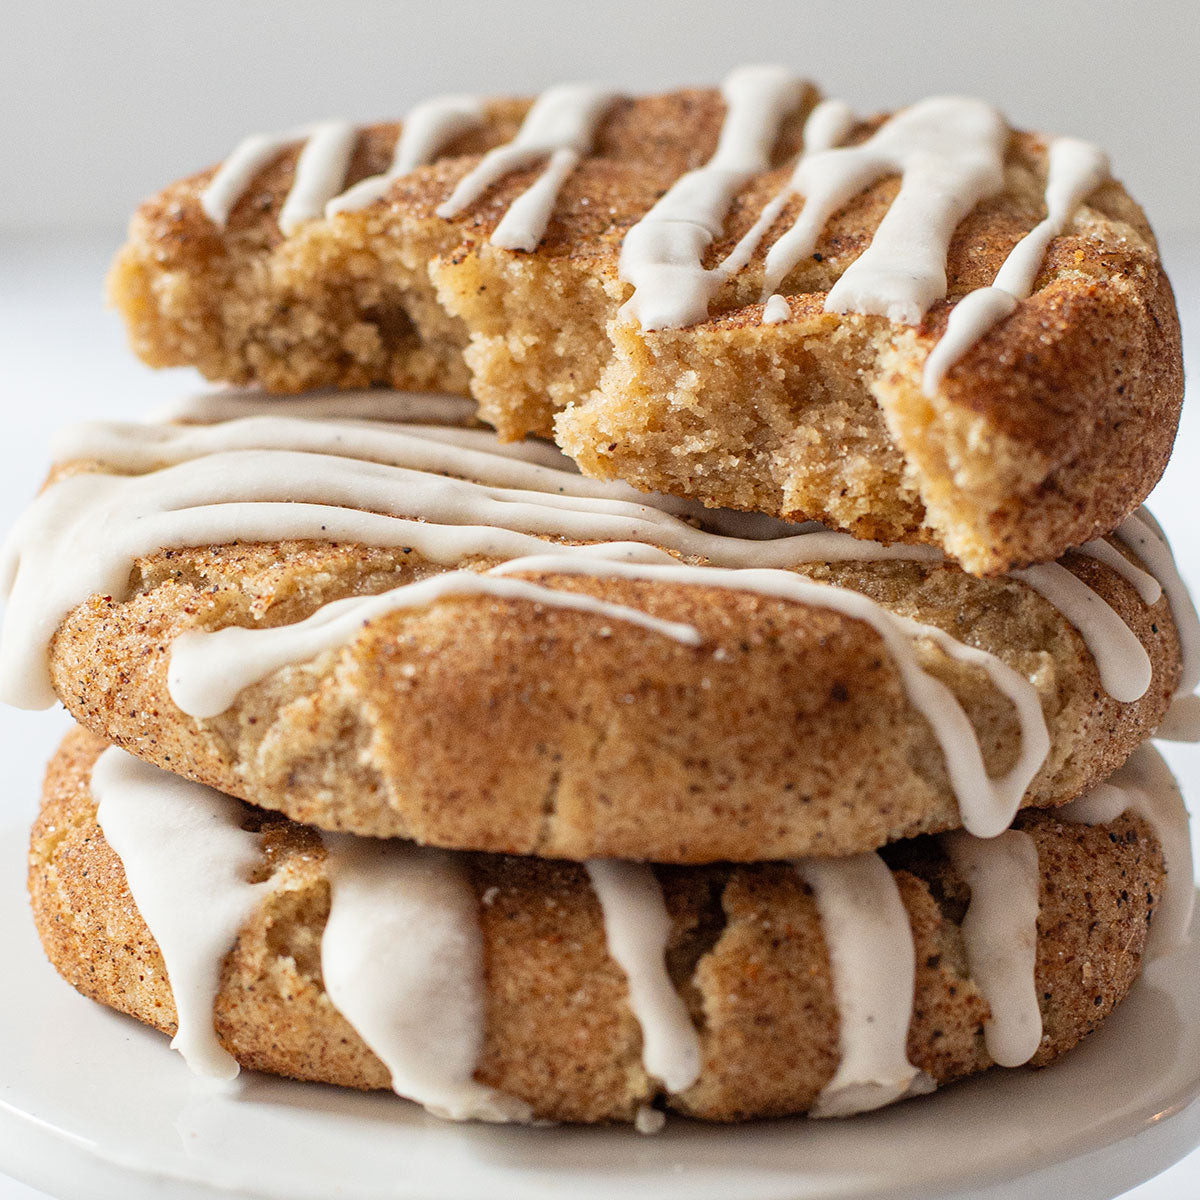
<box><xmin>109</xmin><ymin>68</ymin><xmax>1182</xmax><ymax>575</ymax></box>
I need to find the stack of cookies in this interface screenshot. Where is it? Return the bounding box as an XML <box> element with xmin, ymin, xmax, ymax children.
<box><xmin>8</xmin><ymin>66</ymin><xmax>1197</xmax><ymax>1129</ymax></box>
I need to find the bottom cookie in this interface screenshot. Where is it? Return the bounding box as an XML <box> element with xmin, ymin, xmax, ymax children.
<box><xmin>29</xmin><ymin>727</ymin><xmax>1188</xmax><ymax>1125</ymax></box>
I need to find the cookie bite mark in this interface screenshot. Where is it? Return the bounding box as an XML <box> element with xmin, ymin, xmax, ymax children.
<box><xmin>108</xmin><ymin>99</ymin><xmax>532</xmax><ymax>396</ymax></box>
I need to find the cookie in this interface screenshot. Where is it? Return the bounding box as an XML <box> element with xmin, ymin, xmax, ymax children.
<box><xmin>30</xmin><ymin>727</ymin><xmax>1182</xmax><ymax>1125</ymax></box>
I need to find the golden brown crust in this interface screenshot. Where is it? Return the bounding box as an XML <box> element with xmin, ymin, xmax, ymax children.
<box><xmin>30</xmin><ymin>727</ymin><xmax>1165</xmax><ymax>1123</ymax></box>
<box><xmin>109</xmin><ymin>90</ymin><xmax>1183</xmax><ymax>574</ymax></box>
<box><xmin>44</xmin><ymin>521</ymin><xmax>1179</xmax><ymax>860</ymax></box>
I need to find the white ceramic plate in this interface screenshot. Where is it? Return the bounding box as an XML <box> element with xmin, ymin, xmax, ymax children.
<box><xmin>1</xmin><ymin>826</ymin><xmax>1198</xmax><ymax>1200</ymax></box>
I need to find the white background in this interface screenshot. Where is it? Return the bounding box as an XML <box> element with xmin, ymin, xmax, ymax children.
<box><xmin>1</xmin><ymin>2</ymin><xmax>1198</xmax><ymax>1196</ymax></box>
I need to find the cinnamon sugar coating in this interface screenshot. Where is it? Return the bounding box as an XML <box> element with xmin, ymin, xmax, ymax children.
<box><xmin>108</xmin><ymin>85</ymin><xmax>1182</xmax><ymax>574</ymax></box>
<box><xmin>30</xmin><ymin>727</ymin><xmax>1164</xmax><ymax>1123</ymax></box>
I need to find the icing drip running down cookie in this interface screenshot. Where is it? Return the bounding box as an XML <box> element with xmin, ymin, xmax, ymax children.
<box><xmin>110</xmin><ymin>69</ymin><xmax>1183</xmax><ymax>575</ymax></box>
<box><xmin>2</xmin><ymin>392</ymin><xmax>1193</xmax><ymax>861</ymax></box>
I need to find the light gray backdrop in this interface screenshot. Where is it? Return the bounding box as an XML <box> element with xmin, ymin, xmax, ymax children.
<box><xmin>3</xmin><ymin>0</ymin><xmax>1198</xmax><ymax>231</ymax></box>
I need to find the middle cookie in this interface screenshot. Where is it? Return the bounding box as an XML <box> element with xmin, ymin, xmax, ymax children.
<box><xmin>2</xmin><ymin>392</ymin><xmax>1192</xmax><ymax>861</ymax></box>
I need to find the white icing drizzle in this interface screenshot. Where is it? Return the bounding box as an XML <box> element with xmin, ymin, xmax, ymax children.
<box><xmin>146</xmin><ymin>392</ymin><xmax>804</xmax><ymax>541</ymax></box>
<box><xmin>168</xmin><ymin>571</ymin><xmax>701</xmax><ymax>719</ymax></box>
<box><xmin>992</xmin><ymin>139</ymin><xmax>1109</xmax><ymax>293</ymax></box>
<box><xmin>489</xmin><ymin>146</ymin><xmax>582</xmax><ymax>251</ymax></box>
<box><xmin>923</xmin><ymin>137</ymin><xmax>1109</xmax><ymax>393</ymax></box>
<box><xmin>761</xmin><ymin>293</ymin><xmax>792</xmax><ymax>324</ymax></box>
<box><xmin>326</xmin><ymin>96</ymin><xmax>487</xmax><ymax>216</ymax></box>
<box><xmin>585</xmin><ymin>860</ymin><xmax>702</xmax><ymax>1093</ymax></box>
<box><xmin>719</xmin><ymin>98</ymin><xmax>856</xmax><ymax>279</ymax></box>
<box><xmin>92</xmin><ymin>747</ymin><xmax>266</xmax><ymax>1080</ymax></box>
<box><xmin>635</xmin><ymin>1105</ymin><xmax>666</xmax><ymax>1134</ymax></box>
<box><xmin>1058</xmin><ymin>744</ymin><xmax>1194</xmax><ymax>960</ymax></box>
<box><xmin>86</xmin><ymin>738</ymin><xmax>1190</xmax><ymax>1126</ymax></box>
<box><xmin>1076</xmin><ymin>522</ymin><xmax>1200</xmax><ymax>740</ymax></box>
<box><xmin>888</xmin><ymin>613</ymin><xmax>1050</xmax><ymax>837</ymax></box>
<box><xmin>203</xmin><ymin>93</ymin><xmax>490</xmax><ymax>233</ymax></box>
<box><xmin>201</xmin><ymin>120</ymin><xmax>360</xmax><ymax>236</ymax></box>
<box><xmin>621</xmin><ymin>90</ymin><xmax>1007</xmax><ymax>330</ymax></box>
<box><xmin>795</xmin><ymin>852</ymin><xmax>932</xmax><ymax>1117</ymax></box>
<box><xmin>940</xmin><ymin>829</ymin><xmax>1043</xmax><ymax>1067</ymax></box>
<box><xmin>277</xmin><ymin>121</ymin><xmax>359</xmax><ymax>236</ymax></box>
<box><xmin>200</xmin><ymin>125</ymin><xmax>311</xmax><ymax>227</ymax></box>
<box><xmin>146</xmin><ymin>390</ymin><xmax>748</xmax><ymax>518</ymax></box>
<box><xmin>436</xmin><ymin>84</ymin><xmax>620</xmax><ymax>251</ymax></box>
<box><xmin>36</xmin><ymin>417</ymin><xmax>934</xmax><ymax>567</ymax></box>
<box><xmin>1079</xmin><ymin>538</ymin><xmax>1161</xmax><ymax>606</ymax></box>
<box><xmin>194</xmin><ymin>76</ymin><xmax>1114</xmax><ymax>365</ymax></box>
<box><xmin>160</xmin><ymin>543</ymin><xmax>1045</xmax><ymax>838</ymax></box>
<box><xmin>1013</xmin><ymin>562</ymin><xmax>1152</xmax><ymax>702</ymax></box>
<box><xmin>1156</xmin><ymin>694</ymin><xmax>1200</xmax><ymax>743</ymax></box>
<box><xmin>53</xmin><ymin>414</ymin><xmax>608</xmax><ymax>482</ymax></box>
<box><xmin>1075</xmin><ymin>504</ymin><xmax>1200</xmax><ymax>722</ymax></box>
<box><xmin>0</xmin><ymin>415</ymin><xmax>948</xmax><ymax>712</ymax></box>
<box><xmin>619</xmin><ymin>65</ymin><xmax>810</xmax><ymax>330</ymax></box>
<box><xmin>93</xmin><ymin>745</ymin><xmax>527</xmax><ymax>1118</ymax></box>
<box><xmin>151</xmin><ymin>388</ymin><xmax>480</xmax><ymax>429</ymax></box>
<box><xmin>320</xmin><ymin>835</ymin><xmax>530</xmax><ymax>1122</ymax></box>
<box><xmin>66</xmin><ymin>402</ymin><xmax>842</xmax><ymax>534</ymax></box>
<box><xmin>4</xmin><ymin>407</ymin><xmax>1178</xmax><ymax>835</ymax></box>
<box><xmin>1114</xmin><ymin>509</ymin><xmax>1200</xmax><ymax>696</ymax></box>
<box><xmin>387</xmin><ymin>96</ymin><xmax>487</xmax><ymax>176</ymax></box>
<box><xmin>764</xmin><ymin>97</ymin><xmax>1008</xmax><ymax>320</ymax></box>
<box><xmin>492</xmin><ymin>556</ymin><xmax>1047</xmax><ymax>839</ymax></box>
